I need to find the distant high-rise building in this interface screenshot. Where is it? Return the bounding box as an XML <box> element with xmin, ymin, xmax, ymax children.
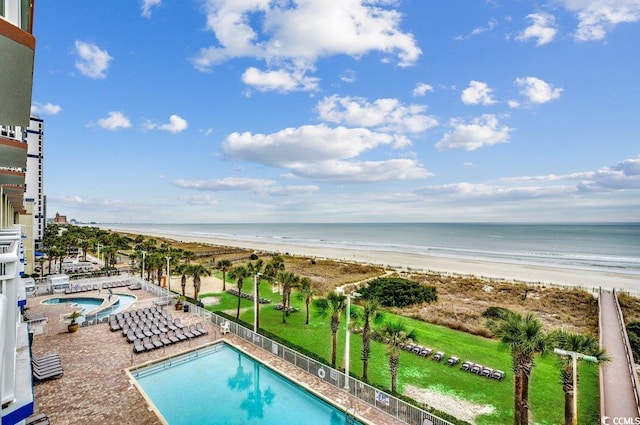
<box><xmin>24</xmin><ymin>115</ymin><xmax>45</xmax><ymax>251</ymax></box>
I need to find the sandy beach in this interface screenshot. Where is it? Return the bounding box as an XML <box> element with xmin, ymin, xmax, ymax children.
<box><xmin>122</xmin><ymin>229</ymin><xmax>640</xmax><ymax>294</ymax></box>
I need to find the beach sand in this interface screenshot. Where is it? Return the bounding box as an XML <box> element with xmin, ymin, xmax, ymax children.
<box><xmin>124</xmin><ymin>229</ymin><xmax>639</xmax><ymax>293</ymax></box>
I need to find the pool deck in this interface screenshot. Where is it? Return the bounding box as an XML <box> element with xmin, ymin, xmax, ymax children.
<box><xmin>27</xmin><ymin>287</ymin><xmax>407</xmax><ymax>425</ymax></box>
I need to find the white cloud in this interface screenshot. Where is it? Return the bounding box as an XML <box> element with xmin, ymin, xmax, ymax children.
<box><xmin>288</xmin><ymin>159</ymin><xmax>431</xmax><ymax>183</ymax></box>
<box><xmin>178</xmin><ymin>194</ymin><xmax>218</xmax><ymax>206</ymax></box>
<box><xmin>221</xmin><ymin>124</ymin><xmax>431</xmax><ymax>183</ymax></box>
<box><xmin>508</xmin><ymin>99</ymin><xmax>521</xmax><ymax>108</ymax></box>
<box><xmin>516</xmin><ymin>13</ymin><xmax>558</xmax><ymax>46</ymax></box>
<box><xmin>173</xmin><ymin>177</ymin><xmax>319</xmax><ymax>196</ymax></box>
<box><xmin>412</xmin><ymin>82</ymin><xmax>434</xmax><ymax>97</ymax></box>
<box><xmin>461</xmin><ymin>81</ymin><xmax>496</xmax><ymax>105</ymax></box>
<box><xmin>74</xmin><ymin>41</ymin><xmax>112</xmax><ymax>79</ymax></box>
<box><xmin>515</xmin><ymin>76</ymin><xmax>563</xmax><ymax>104</ymax></box>
<box><xmin>31</xmin><ymin>102</ymin><xmax>61</xmax><ymax>115</ymax></box>
<box><xmin>223</xmin><ymin>124</ymin><xmax>410</xmax><ymax>166</ymax></box>
<box><xmin>159</xmin><ymin>115</ymin><xmax>188</xmax><ymax>133</ymax></box>
<box><xmin>557</xmin><ymin>0</ymin><xmax>640</xmax><ymax>41</ymax></box>
<box><xmin>192</xmin><ymin>1</ymin><xmax>421</xmax><ymax>91</ymax></box>
<box><xmin>241</xmin><ymin>67</ymin><xmax>319</xmax><ymax>92</ymax></box>
<box><xmin>578</xmin><ymin>157</ymin><xmax>640</xmax><ymax>191</ymax></box>
<box><xmin>141</xmin><ymin>0</ymin><xmax>161</xmax><ymax>18</ymax></box>
<box><xmin>340</xmin><ymin>69</ymin><xmax>357</xmax><ymax>83</ymax></box>
<box><xmin>144</xmin><ymin>115</ymin><xmax>189</xmax><ymax>133</ymax></box>
<box><xmin>316</xmin><ymin>95</ymin><xmax>438</xmax><ymax>134</ymax></box>
<box><xmin>436</xmin><ymin>114</ymin><xmax>512</xmax><ymax>151</ymax></box>
<box><xmin>96</xmin><ymin>111</ymin><xmax>132</xmax><ymax>131</ymax></box>
<box><xmin>174</xmin><ymin>177</ymin><xmax>275</xmax><ymax>192</ymax></box>
<box><xmin>471</xmin><ymin>19</ymin><xmax>498</xmax><ymax>35</ymax></box>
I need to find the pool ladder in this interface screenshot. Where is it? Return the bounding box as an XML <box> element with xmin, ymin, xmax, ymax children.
<box><xmin>346</xmin><ymin>406</ymin><xmax>356</xmax><ymax>424</ymax></box>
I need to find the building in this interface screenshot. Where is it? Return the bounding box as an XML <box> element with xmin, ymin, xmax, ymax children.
<box><xmin>24</xmin><ymin>116</ymin><xmax>45</xmax><ymax>252</ymax></box>
<box><xmin>0</xmin><ymin>1</ymin><xmax>37</xmax><ymax>424</ymax></box>
<box><xmin>52</xmin><ymin>212</ymin><xmax>67</xmax><ymax>225</ymax></box>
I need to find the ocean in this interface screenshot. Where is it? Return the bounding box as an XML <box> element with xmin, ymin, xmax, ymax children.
<box><xmin>101</xmin><ymin>223</ymin><xmax>640</xmax><ymax>276</ymax></box>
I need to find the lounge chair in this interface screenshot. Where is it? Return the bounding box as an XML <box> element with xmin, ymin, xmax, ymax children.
<box><xmin>196</xmin><ymin>323</ymin><xmax>208</xmax><ymax>335</ymax></box>
<box><xmin>26</xmin><ymin>413</ymin><xmax>50</xmax><ymax>425</ymax></box>
<box><xmin>33</xmin><ymin>368</ymin><xmax>63</xmax><ymax>381</ymax></box>
<box><xmin>173</xmin><ymin>318</ymin><xmax>185</xmax><ymax>329</ymax></box>
<box><xmin>174</xmin><ymin>329</ymin><xmax>188</xmax><ymax>342</ymax></box>
<box><xmin>167</xmin><ymin>330</ymin><xmax>180</xmax><ymax>344</ymax></box>
<box><xmin>446</xmin><ymin>356</ymin><xmax>459</xmax><ymax>366</ymax></box>
<box><xmin>189</xmin><ymin>324</ymin><xmax>201</xmax><ymax>337</ymax></box>
<box><xmin>412</xmin><ymin>345</ymin><xmax>423</xmax><ymax>354</ymax></box>
<box><xmin>182</xmin><ymin>327</ymin><xmax>195</xmax><ymax>339</ymax></box>
<box><xmin>32</xmin><ymin>357</ymin><xmax>61</xmax><ymax>368</ymax></box>
<box><xmin>159</xmin><ymin>332</ymin><xmax>172</xmax><ymax>345</ymax></box>
<box><xmin>142</xmin><ymin>337</ymin><xmax>155</xmax><ymax>351</ymax></box>
<box><xmin>150</xmin><ymin>324</ymin><xmax>162</xmax><ymax>335</ymax></box>
<box><xmin>126</xmin><ymin>330</ymin><xmax>137</xmax><ymax>343</ymax></box>
<box><xmin>133</xmin><ymin>339</ymin><xmax>145</xmax><ymax>353</ymax></box>
<box><xmin>142</xmin><ymin>326</ymin><xmax>154</xmax><ymax>338</ymax></box>
<box><xmin>432</xmin><ymin>352</ymin><xmax>444</xmax><ymax>362</ymax></box>
<box><xmin>151</xmin><ymin>334</ymin><xmax>163</xmax><ymax>349</ymax></box>
<box><xmin>470</xmin><ymin>364</ymin><xmax>482</xmax><ymax>374</ymax></box>
<box><xmin>419</xmin><ymin>347</ymin><xmax>432</xmax><ymax>357</ymax></box>
<box><xmin>480</xmin><ymin>367</ymin><xmax>494</xmax><ymax>377</ymax></box>
<box><xmin>491</xmin><ymin>370</ymin><xmax>505</xmax><ymax>381</ymax></box>
<box><xmin>220</xmin><ymin>320</ymin><xmax>230</xmax><ymax>334</ymax></box>
<box><xmin>403</xmin><ymin>342</ymin><xmax>416</xmax><ymax>351</ymax></box>
<box><xmin>460</xmin><ymin>361</ymin><xmax>473</xmax><ymax>371</ymax></box>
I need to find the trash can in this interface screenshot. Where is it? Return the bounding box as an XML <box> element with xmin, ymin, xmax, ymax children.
<box><xmin>183</xmin><ymin>304</ymin><xmax>189</xmax><ymax>312</ymax></box>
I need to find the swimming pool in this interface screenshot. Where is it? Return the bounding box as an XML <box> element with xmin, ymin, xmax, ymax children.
<box><xmin>42</xmin><ymin>294</ymin><xmax>136</xmax><ymax>320</ymax></box>
<box><xmin>130</xmin><ymin>343</ymin><xmax>362</xmax><ymax>425</ymax></box>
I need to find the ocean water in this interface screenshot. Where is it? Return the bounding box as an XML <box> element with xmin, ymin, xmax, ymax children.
<box><xmin>102</xmin><ymin>223</ymin><xmax>640</xmax><ymax>275</ymax></box>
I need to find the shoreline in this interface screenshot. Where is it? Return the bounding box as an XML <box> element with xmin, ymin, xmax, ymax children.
<box><xmin>113</xmin><ymin>228</ymin><xmax>640</xmax><ymax>293</ymax></box>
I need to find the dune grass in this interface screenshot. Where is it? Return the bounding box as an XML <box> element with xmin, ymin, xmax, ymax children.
<box><xmin>206</xmin><ymin>282</ymin><xmax>599</xmax><ymax>424</ymax></box>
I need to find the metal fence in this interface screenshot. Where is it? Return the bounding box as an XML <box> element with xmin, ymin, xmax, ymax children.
<box><xmin>75</xmin><ymin>276</ymin><xmax>453</xmax><ymax>424</ymax></box>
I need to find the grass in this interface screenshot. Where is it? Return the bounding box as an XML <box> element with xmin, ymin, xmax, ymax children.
<box><xmin>206</xmin><ymin>282</ymin><xmax>600</xmax><ymax>425</ymax></box>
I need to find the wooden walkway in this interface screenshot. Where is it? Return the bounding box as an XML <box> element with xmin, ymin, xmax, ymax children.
<box><xmin>599</xmin><ymin>290</ymin><xmax>640</xmax><ymax>419</ymax></box>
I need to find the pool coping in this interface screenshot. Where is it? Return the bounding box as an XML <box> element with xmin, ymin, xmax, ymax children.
<box><xmin>125</xmin><ymin>339</ymin><xmax>370</xmax><ymax>425</ymax></box>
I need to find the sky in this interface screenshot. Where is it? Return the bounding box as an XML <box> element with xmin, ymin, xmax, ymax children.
<box><xmin>31</xmin><ymin>0</ymin><xmax>640</xmax><ymax>224</ymax></box>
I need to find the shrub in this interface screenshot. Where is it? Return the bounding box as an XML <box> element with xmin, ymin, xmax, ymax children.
<box><xmin>359</xmin><ymin>277</ymin><xmax>437</xmax><ymax>308</ymax></box>
<box><xmin>481</xmin><ymin>306</ymin><xmax>512</xmax><ymax>320</ymax></box>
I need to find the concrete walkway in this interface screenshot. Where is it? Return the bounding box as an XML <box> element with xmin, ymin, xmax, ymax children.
<box><xmin>599</xmin><ymin>290</ymin><xmax>640</xmax><ymax>419</ymax></box>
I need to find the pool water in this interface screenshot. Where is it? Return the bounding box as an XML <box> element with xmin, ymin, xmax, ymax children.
<box><xmin>42</xmin><ymin>294</ymin><xmax>136</xmax><ymax>320</ymax></box>
<box><xmin>42</xmin><ymin>297</ymin><xmax>103</xmax><ymax>312</ymax></box>
<box><xmin>132</xmin><ymin>344</ymin><xmax>361</xmax><ymax>425</ymax></box>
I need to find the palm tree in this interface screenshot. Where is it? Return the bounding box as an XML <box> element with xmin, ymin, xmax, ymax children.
<box><xmin>278</xmin><ymin>271</ymin><xmax>300</xmax><ymax>324</ymax></box>
<box><xmin>217</xmin><ymin>259</ymin><xmax>233</xmax><ymax>291</ymax></box>
<box><xmin>189</xmin><ymin>263</ymin><xmax>211</xmax><ymax>302</ymax></box>
<box><xmin>264</xmin><ymin>256</ymin><xmax>285</xmax><ymax>293</ymax></box>
<box><xmin>229</xmin><ymin>265</ymin><xmax>250</xmax><ymax>319</ymax></box>
<box><xmin>296</xmin><ymin>277</ymin><xmax>315</xmax><ymax>325</ymax></box>
<box><xmin>374</xmin><ymin>320</ymin><xmax>416</xmax><ymax>393</ymax></box>
<box><xmin>175</xmin><ymin>263</ymin><xmax>189</xmax><ymax>297</ymax></box>
<box><xmin>353</xmin><ymin>297</ymin><xmax>384</xmax><ymax>383</ymax></box>
<box><xmin>487</xmin><ymin>311</ymin><xmax>548</xmax><ymax>425</ymax></box>
<box><xmin>314</xmin><ymin>291</ymin><xmax>347</xmax><ymax>368</ymax></box>
<box><xmin>248</xmin><ymin>260</ymin><xmax>265</xmax><ymax>328</ymax></box>
<box><xmin>550</xmin><ymin>330</ymin><xmax>609</xmax><ymax>425</ymax></box>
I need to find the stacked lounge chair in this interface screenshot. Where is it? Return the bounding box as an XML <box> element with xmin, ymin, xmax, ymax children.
<box><xmin>460</xmin><ymin>360</ymin><xmax>505</xmax><ymax>381</ymax></box>
<box><xmin>32</xmin><ymin>353</ymin><xmax>63</xmax><ymax>382</ymax></box>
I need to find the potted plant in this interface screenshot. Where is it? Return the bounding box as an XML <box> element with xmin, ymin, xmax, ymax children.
<box><xmin>174</xmin><ymin>295</ymin><xmax>185</xmax><ymax>311</ymax></box>
<box><xmin>66</xmin><ymin>310</ymin><xmax>83</xmax><ymax>333</ymax></box>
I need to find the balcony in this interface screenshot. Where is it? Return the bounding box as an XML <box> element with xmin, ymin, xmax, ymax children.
<box><xmin>0</xmin><ymin>136</ymin><xmax>27</xmax><ymax>169</ymax></box>
<box><xmin>0</xmin><ymin>0</ymin><xmax>35</xmax><ymax>128</ymax></box>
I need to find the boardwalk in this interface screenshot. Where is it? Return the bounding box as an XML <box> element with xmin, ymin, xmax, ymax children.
<box><xmin>599</xmin><ymin>290</ymin><xmax>640</xmax><ymax>420</ymax></box>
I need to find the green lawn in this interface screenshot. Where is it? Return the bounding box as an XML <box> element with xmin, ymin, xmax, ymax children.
<box><xmin>205</xmin><ymin>282</ymin><xmax>600</xmax><ymax>425</ymax></box>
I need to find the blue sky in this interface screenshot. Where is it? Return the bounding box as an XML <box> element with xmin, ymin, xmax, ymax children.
<box><xmin>32</xmin><ymin>0</ymin><xmax>640</xmax><ymax>223</ymax></box>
